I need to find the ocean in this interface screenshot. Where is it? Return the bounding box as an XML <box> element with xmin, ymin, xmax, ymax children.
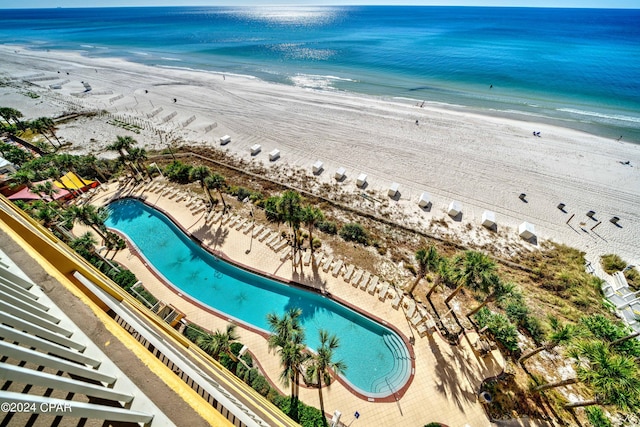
<box><xmin>1</xmin><ymin>6</ymin><xmax>639</xmax><ymax>141</ymax></box>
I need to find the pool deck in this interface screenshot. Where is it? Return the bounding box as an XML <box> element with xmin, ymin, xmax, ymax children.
<box><xmin>90</xmin><ymin>179</ymin><xmax>504</xmax><ymax>427</ymax></box>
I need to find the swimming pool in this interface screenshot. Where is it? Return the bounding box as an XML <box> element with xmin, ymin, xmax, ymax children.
<box><xmin>105</xmin><ymin>198</ymin><xmax>411</xmax><ymax>397</ymax></box>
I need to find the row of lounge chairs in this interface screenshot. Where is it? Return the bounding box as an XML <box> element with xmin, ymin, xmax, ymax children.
<box><xmin>603</xmin><ymin>271</ymin><xmax>640</xmax><ymax>331</ymax></box>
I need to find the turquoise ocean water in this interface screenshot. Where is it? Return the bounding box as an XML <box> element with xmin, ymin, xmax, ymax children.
<box><xmin>1</xmin><ymin>6</ymin><xmax>639</xmax><ymax>141</ymax></box>
<box><xmin>105</xmin><ymin>199</ymin><xmax>411</xmax><ymax>396</ymax></box>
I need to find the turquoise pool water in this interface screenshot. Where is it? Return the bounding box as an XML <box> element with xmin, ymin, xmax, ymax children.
<box><xmin>105</xmin><ymin>198</ymin><xmax>411</xmax><ymax>397</ymax></box>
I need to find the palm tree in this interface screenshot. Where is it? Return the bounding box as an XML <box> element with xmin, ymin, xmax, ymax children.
<box><xmin>466</xmin><ymin>277</ymin><xmax>515</xmax><ymax>317</ymax></box>
<box><xmin>300</xmin><ymin>205</ymin><xmax>324</xmax><ymax>252</ymax></box>
<box><xmin>519</xmin><ymin>316</ymin><xmax>578</xmax><ymax>365</ymax></box>
<box><xmin>264</xmin><ymin>196</ymin><xmax>284</xmax><ymax>228</ymax></box>
<box><xmin>445</xmin><ymin>250</ymin><xmax>496</xmax><ymax>304</ymax></box>
<box><xmin>426</xmin><ymin>256</ymin><xmax>453</xmax><ymax>299</ymax></box>
<box><xmin>277</xmin><ymin>190</ymin><xmax>303</xmax><ymax>257</ymax></box>
<box><xmin>581</xmin><ymin>314</ymin><xmax>640</xmax><ymax>358</ymax></box>
<box><xmin>0</xmin><ymin>107</ymin><xmax>25</xmax><ymax>129</ymax></box>
<box><xmin>71</xmin><ymin>204</ymin><xmax>109</xmax><ymax>241</ymax></box>
<box><xmin>197</xmin><ymin>324</ymin><xmax>240</xmax><ymax>361</ymax></box>
<box><xmin>33</xmin><ymin>201</ymin><xmax>60</xmax><ymax>228</ymax></box>
<box><xmin>205</xmin><ymin>173</ymin><xmax>227</xmax><ymax>212</ymax></box>
<box><xmin>536</xmin><ymin>341</ymin><xmax>640</xmax><ymax>412</ymax></box>
<box><xmin>127</xmin><ymin>146</ymin><xmax>150</xmax><ymax>181</ymax></box>
<box><xmin>69</xmin><ymin>231</ymin><xmax>98</xmax><ymax>256</ymax></box>
<box><xmin>306</xmin><ymin>330</ymin><xmax>346</xmax><ymax>424</ymax></box>
<box><xmin>30</xmin><ymin>118</ymin><xmax>58</xmax><ymax>150</ymax></box>
<box><xmin>10</xmin><ymin>168</ymin><xmax>35</xmax><ymax>190</ymax></box>
<box><xmin>267</xmin><ymin>308</ymin><xmax>308</xmax><ymax>402</ymax></box>
<box><xmin>32</xmin><ymin>181</ymin><xmax>62</xmax><ymax>206</ymax></box>
<box><xmin>190</xmin><ymin>165</ymin><xmax>213</xmax><ymax>205</ymax></box>
<box><xmin>407</xmin><ymin>246</ymin><xmax>440</xmax><ymax>297</ymax></box>
<box><xmin>107</xmin><ymin>135</ymin><xmax>137</xmax><ymax>176</ymax></box>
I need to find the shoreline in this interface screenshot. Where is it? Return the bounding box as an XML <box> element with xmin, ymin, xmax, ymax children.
<box><xmin>1</xmin><ymin>44</ymin><xmax>639</xmax><ymax>267</ymax></box>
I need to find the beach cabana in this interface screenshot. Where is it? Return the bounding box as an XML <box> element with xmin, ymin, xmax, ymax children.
<box><xmin>269</xmin><ymin>149</ymin><xmax>280</xmax><ymax>161</ymax></box>
<box><xmin>418</xmin><ymin>192</ymin><xmax>431</xmax><ymax>208</ymax></box>
<box><xmin>388</xmin><ymin>182</ymin><xmax>400</xmax><ymax>198</ymax></box>
<box><xmin>518</xmin><ymin>222</ymin><xmax>536</xmax><ymax>240</ymax></box>
<box><xmin>356</xmin><ymin>173</ymin><xmax>367</xmax><ymax>188</ymax></box>
<box><xmin>250</xmin><ymin>144</ymin><xmax>261</xmax><ymax>155</ymax></box>
<box><xmin>220</xmin><ymin>135</ymin><xmax>231</xmax><ymax>145</ymax></box>
<box><xmin>54</xmin><ymin>171</ymin><xmax>97</xmax><ymax>193</ymax></box>
<box><xmin>312</xmin><ymin>160</ymin><xmax>323</xmax><ymax>174</ymax></box>
<box><xmin>335</xmin><ymin>167</ymin><xmax>346</xmax><ymax>181</ymax></box>
<box><xmin>8</xmin><ymin>181</ymin><xmax>71</xmax><ymax>202</ymax></box>
<box><xmin>448</xmin><ymin>201</ymin><xmax>462</xmax><ymax>217</ymax></box>
<box><xmin>481</xmin><ymin>210</ymin><xmax>496</xmax><ymax>229</ymax></box>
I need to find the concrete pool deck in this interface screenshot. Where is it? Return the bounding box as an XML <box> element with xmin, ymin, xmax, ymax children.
<box><xmin>90</xmin><ymin>179</ymin><xmax>505</xmax><ymax>427</ymax></box>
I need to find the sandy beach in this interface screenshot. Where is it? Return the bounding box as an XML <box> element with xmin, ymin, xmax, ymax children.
<box><xmin>1</xmin><ymin>44</ymin><xmax>639</xmax><ymax>268</ymax></box>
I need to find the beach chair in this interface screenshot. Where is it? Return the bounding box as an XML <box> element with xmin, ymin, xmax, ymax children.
<box><xmin>403</xmin><ymin>298</ymin><xmax>416</xmax><ymax>319</ymax></box>
<box><xmin>302</xmin><ymin>251</ymin><xmax>312</xmax><ymax>266</ymax></box>
<box><xmin>235</xmin><ymin>219</ymin><xmax>248</xmax><ymax>231</ymax></box>
<box><xmin>343</xmin><ymin>264</ymin><xmax>355</xmax><ymax>282</ymax></box>
<box><xmin>242</xmin><ymin>221</ymin><xmax>254</xmax><ymax>234</ymax></box>
<box><xmin>332</xmin><ymin>260</ymin><xmax>344</xmax><ymax>277</ymax></box>
<box><xmin>273</xmin><ymin>240</ymin><xmax>289</xmax><ymax>253</ymax></box>
<box><xmin>322</xmin><ymin>255</ymin><xmax>334</xmax><ymax>272</ymax></box>
<box><xmin>359</xmin><ymin>271</ymin><xmax>371</xmax><ymax>290</ymax></box>
<box><xmin>367</xmin><ymin>276</ymin><xmax>379</xmax><ymax>294</ymax></box>
<box><xmin>417</xmin><ymin>317</ymin><xmax>436</xmax><ymax>336</ymax></box>
<box><xmin>378</xmin><ymin>282</ymin><xmax>389</xmax><ymax>301</ymax></box>
<box><xmin>252</xmin><ymin>225</ymin><xmax>264</xmax><ymax>237</ymax></box>
<box><xmin>265</xmin><ymin>233</ymin><xmax>280</xmax><ymax>247</ymax></box>
<box><xmin>390</xmin><ymin>289</ymin><xmax>402</xmax><ymax>310</ymax></box>
<box><xmin>258</xmin><ymin>229</ymin><xmax>271</xmax><ymax>242</ymax></box>
<box><xmin>351</xmin><ymin>269</ymin><xmax>363</xmax><ymax>287</ymax></box>
<box><xmin>313</xmin><ymin>252</ymin><xmax>325</xmax><ymax>268</ymax></box>
<box><xmin>280</xmin><ymin>248</ymin><xmax>292</xmax><ymax>262</ymax></box>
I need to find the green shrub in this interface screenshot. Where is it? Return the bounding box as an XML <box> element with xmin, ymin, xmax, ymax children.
<box><xmin>600</xmin><ymin>254</ymin><xmax>626</xmax><ymax>274</ymax></box>
<box><xmin>184</xmin><ymin>323</ymin><xmax>206</xmax><ymax>343</ymax></box>
<box><xmin>585</xmin><ymin>406</ymin><xmax>612</xmax><ymax>427</ymax></box>
<box><xmin>111</xmin><ymin>269</ymin><xmax>138</xmax><ymax>291</ymax></box>
<box><xmin>164</xmin><ymin>160</ymin><xmax>192</xmax><ymax>184</ymax></box>
<box><xmin>316</xmin><ymin>220</ymin><xmax>337</xmax><ymax>235</ymax></box>
<box><xmin>475</xmin><ymin>308</ymin><xmax>519</xmax><ymax>354</ymax></box>
<box><xmin>251</xmin><ymin>374</ymin><xmax>271</xmax><ymax>396</ymax></box>
<box><xmin>339</xmin><ymin>222</ymin><xmax>369</xmax><ymax>245</ymax></box>
<box><xmin>311</xmin><ymin>237</ymin><xmax>322</xmax><ymax>249</ymax></box>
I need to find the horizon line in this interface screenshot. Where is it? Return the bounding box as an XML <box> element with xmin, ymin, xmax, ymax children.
<box><xmin>2</xmin><ymin>5</ymin><xmax>640</xmax><ymax>10</ymax></box>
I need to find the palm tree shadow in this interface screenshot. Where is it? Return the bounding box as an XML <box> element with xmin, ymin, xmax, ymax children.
<box><xmin>427</xmin><ymin>333</ymin><xmax>479</xmax><ymax>411</ymax></box>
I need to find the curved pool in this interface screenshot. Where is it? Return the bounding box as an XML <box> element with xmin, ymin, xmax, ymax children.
<box><xmin>105</xmin><ymin>198</ymin><xmax>411</xmax><ymax>397</ymax></box>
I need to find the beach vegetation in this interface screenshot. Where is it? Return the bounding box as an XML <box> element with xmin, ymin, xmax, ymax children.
<box><xmin>474</xmin><ymin>308</ymin><xmax>520</xmax><ymax>354</ymax></box>
<box><xmin>196</xmin><ymin>323</ymin><xmax>240</xmax><ymax>362</ymax></box>
<box><xmin>164</xmin><ymin>159</ymin><xmax>192</xmax><ymax>183</ymax></box>
<box><xmin>518</xmin><ymin>316</ymin><xmax>579</xmax><ymax>365</ymax></box>
<box><xmin>445</xmin><ymin>250</ymin><xmax>496</xmax><ymax>304</ymax></box>
<box><xmin>601</xmin><ymin>254</ymin><xmax>638</xmax><ymax>289</ymax></box>
<box><xmin>535</xmin><ymin>340</ymin><xmax>640</xmax><ymax>412</ymax></box>
<box><xmin>407</xmin><ymin>246</ymin><xmax>440</xmax><ymax>297</ymax></box>
<box><xmin>585</xmin><ymin>407</ymin><xmax>612</xmax><ymax>427</ymax></box>
<box><xmin>316</xmin><ymin>220</ymin><xmax>337</xmax><ymax>235</ymax></box>
<box><xmin>339</xmin><ymin>222</ymin><xmax>369</xmax><ymax>245</ymax></box>
<box><xmin>301</xmin><ymin>205</ymin><xmax>324</xmax><ymax>253</ymax></box>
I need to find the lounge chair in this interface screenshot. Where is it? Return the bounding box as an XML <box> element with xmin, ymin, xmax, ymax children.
<box><xmin>252</xmin><ymin>225</ymin><xmax>264</xmax><ymax>237</ymax></box>
<box><xmin>367</xmin><ymin>276</ymin><xmax>379</xmax><ymax>294</ymax></box>
<box><xmin>378</xmin><ymin>282</ymin><xmax>389</xmax><ymax>301</ymax></box>
<box><xmin>280</xmin><ymin>248</ymin><xmax>292</xmax><ymax>262</ymax></box>
<box><xmin>241</xmin><ymin>221</ymin><xmax>253</xmax><ymax>234</ymax></box>
<box><xmin>265</xmin><ymin>233</ymin><xmax>280</xmax><ymax>247</ymax></box>
<box><xmin>258</xmin><ymin>229</ymin><xmax>271</xmax><ymax>241</ymax></box>
<box><xmin>235</xmin><ymin>219</ymin><xmax>248</xmax><ymax>231</ymax></box>
<box><xmin>332</xmin><ymin>260</ymin><xmax>344</xmax><ymax>277</ymax></box>
<box><xmin>302</xmin><ymin>251</ymin><xmax>312</xmax><ymax>266</ymax></box>
<box><xmin>403</xmin><ymin>298</ymin><xmax>416</xmax><ymax>319</ymax></box>
<box><xmin>343</xmin><ymin>264</ymin><xmax>354</xmax><ymax>282</ymax></box>
<box><xmin>351</xmin><ymin>269</ymin><xmax>363</xmax><ymax>287</ymax></box>
<box><xmin>359</xmin><ymin>271</ymin><xmax>371</xmax><ymax>290</ymax></box>
<box><xmin>322</xmin><ymin>255</ymin><xmax>334</xmax><ymax>272</ymax></box>
<box><xmin>313</xmin><ymin>252</ymin><xmax>326</xmax><ymax>268</ymax></box>
<box><xmin>390</xmin><ymin>289</ymin><xmax>402</xmax><ymax>310</ymax></box>
<box><xmin>273</xmin><ymin>240</ymin><xmax>289</xmax><ymax>253</ymax></box>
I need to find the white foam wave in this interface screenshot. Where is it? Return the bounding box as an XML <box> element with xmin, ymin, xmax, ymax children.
<box><xmin>289</xmin><ymin>73</ymin><xmax>356</xmax><ymax>90</ymax></box>
<box><xmin>158</xmin><ymin>65</ymin><xmax>256</xmax><ymax>80</ymax></box>
<box><xmin>557</xmin><ymin>108</ymin><xmax>640</xmax><ymax>124</ymax></box>
<box><xmin>160</xmin><ymin>57</ymin><xmax>182</xmax><ymax>62</ymax></box>
<box><xmin>129</xmin><ymin>51</ymin><xmax>149</xmax><ymax>56</ymax></box>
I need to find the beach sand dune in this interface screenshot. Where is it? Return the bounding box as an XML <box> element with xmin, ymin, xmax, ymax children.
<box><xmin>2</xmin><ymin>45</ymin><xmax>638</xmax><ymax>266</ymax></box>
